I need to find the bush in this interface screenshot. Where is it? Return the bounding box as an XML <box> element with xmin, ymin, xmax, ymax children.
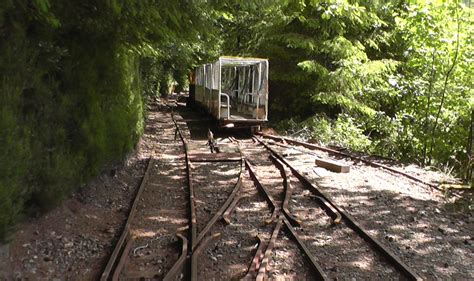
<box><xmin>276</xmin><ymin>114</ymin><xmax>371</xmax><ymax>152</ymax></box>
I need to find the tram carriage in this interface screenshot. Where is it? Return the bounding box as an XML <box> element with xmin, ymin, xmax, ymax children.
<box><xmin>192</xmin><ymin>56</ymin><xmax>269</xmax><ymax>129</ymax></box>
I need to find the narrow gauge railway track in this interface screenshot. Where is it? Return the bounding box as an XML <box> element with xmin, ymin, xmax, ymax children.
<box><xmin>101</xmin><ymin>102</ymin><xmax>422</xmax><ymax>280</ymax></box>
<box><xmin>100</xmin><ymin>105</ymin><xmax>249</xmax><ymax>281</ymax></box>
<box><xmin>254</xmin><ymin>134</ymin><xmax>472</xmax><ymax>279</ymax></box>
<box><xmin>237</xmin><ymin>137</ymin><xmax>422</xmax><ymax>280</ymax></box>
<box><xmin>174</xmin><ymin>117</ymin><xmax>310</xmax><ymax>280</ymax></box>
<box><xmin>169</xmin><ymin>108</ymin><xmax>300</xmax><ymax>280</ymax></box>
<box><xmin>101</xmin><ymin>106</ymin><xmax>191</xmax><ymax>280</ymax></box>
<box><xmin>171</xmin><ymin>108</ymin><xmax>248</xmax><ymax>281</ymax></box>
<box><xmin>197</xmin><ymin>137</ymin><xmax>316</xmax><ymax>280</ymax></box>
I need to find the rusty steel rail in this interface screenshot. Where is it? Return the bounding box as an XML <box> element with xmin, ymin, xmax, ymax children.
<box><xmin>245</xmin><ymin>159</ymin><xmax>328</xmax><ymax>280</ymax></box>
<box><xmin>163</xmin><ymin>233</ymin><xmax>188</xmax><ymax>281</ymax></box>
<box><xmin>310</xmin><ymin>195</ymin><xmax>342</xmax><ymax>225</ymax></box>
<box><xmin>243</xmin><ymin>235</ymin><xmax>267</xmax><ymax>280</ymax></box>
<box><xmin>111</xmin><ymin>234</ymin><xmax>134</xmax><ymax>281</ymax></box>
<box><xmin>269</xmin><ymin>155</ymin><xmax>302</xmax><ymax>227</ymax></box>
<box><xmin>256</xmin><ymin>218</ymin><xmax>284</xmax><ymax>281</ymax></box>
<box><xmin>259</xmin><ymin>132</ymin><xmax>444</xmax><ymax>192</ymax></box>
<box><xmin>281</xmin><ymin>217</ymin><xmax>327</xmax><ymax>281</ymax></box>
<box><xmin>245</xmin><ymin>159</ymin><xmax>299</xmax><ymax>227</ymax></box>
<box><xmin>245</xmin><ymin>160</ymin><xmax>279</xmax><ymax>217</ymax></box>
<box><xmin>254</xmin><ymin>137</ymin><xmax>423</xmax><ymax>281</ymax></box>
<box><xmin>171</xmin><ymin>110</ymin><xmax>246</xmax><ymax>280</ymax></box>
<box><xmin>222</xmin><ymin>137</ymin><xmax>247</xmax><ymax>225</ymax></box>
<box><xmin>223</xmin><ymin>194</ymin><xmax>242</xmax><ymax>225</ymax></box>
<box><xmin>191</xmin><ymin>233</ymin><xmax>221</xmax><ymax>281</ymax></box>
<box><xmin>171</xmin><ymin>109</ymin><xmax>197</xmax><ymax>249</ymax></box>
<box><xmin>100</xmin><ymin>157</ymin><xmax>153</xmax><ymax>281</ymax></box>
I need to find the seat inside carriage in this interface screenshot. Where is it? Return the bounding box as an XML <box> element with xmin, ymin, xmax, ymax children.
<box><xmin>194</xmin><ymin>57</ymin><xmax>268</xmax><ymax>126</ymax></box>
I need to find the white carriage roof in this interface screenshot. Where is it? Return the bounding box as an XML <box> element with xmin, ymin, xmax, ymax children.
<box><xmin>218</xmin><ymin>56</ymin><xmax>268</xmax><ymax>66</ymax></box>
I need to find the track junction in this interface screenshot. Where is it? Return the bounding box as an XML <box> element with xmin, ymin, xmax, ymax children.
<box><xmin>98</xmin><ymin>97</ymin><xmax>452</xmax><ymax>281</ymax></box>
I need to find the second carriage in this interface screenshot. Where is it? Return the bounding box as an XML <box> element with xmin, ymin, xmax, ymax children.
<box><xmin>190</xmin><ymin>56</ymin><xmax>269</xmax><ymax>129</ymax></box>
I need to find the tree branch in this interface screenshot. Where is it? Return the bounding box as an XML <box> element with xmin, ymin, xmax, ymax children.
<box><xmin>428</xmin><ymin>1</ymin><xmax>461</xmax><ymax>165</ymax></box>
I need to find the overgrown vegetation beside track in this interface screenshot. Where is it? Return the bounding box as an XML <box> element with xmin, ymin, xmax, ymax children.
<box><xmin>0</xmin><ymin>0</ymin><xmax>216</xmax><ymax>240</ymax></box>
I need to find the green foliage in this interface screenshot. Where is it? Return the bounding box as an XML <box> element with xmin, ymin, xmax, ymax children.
<box><xmin>390</xmin><ymin>1</ymin><xmax>473</xmax><ymax>173</ymax></box>
<box><xmin>0</xmin><ymin>0</ymin><xmax>212</xmax><ymax>240</ymax></box>
<box><xmin>276</xmin><ymin>114</ymin><xmax>371</xmax><ymax>151</ymax></box>
<box><xmin>256</xmin><ymin>0</ymin><xmax>399</xmax><ymax>121</ymax></box>
<box><xmin>250</xmin><ymin>0</ymin><xmax>472</xmax><ymax>180</ymax></box>
<box><xmin>211</xmin><ymin>1</ymin><xmax>282</xmax><ymax>55</ymax></box>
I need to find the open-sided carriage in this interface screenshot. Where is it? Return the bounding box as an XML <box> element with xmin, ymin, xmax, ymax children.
<box><xmin>192</xmin><ymin>56</ymin><xmax>269</xmax><ymax>129</ymax></box>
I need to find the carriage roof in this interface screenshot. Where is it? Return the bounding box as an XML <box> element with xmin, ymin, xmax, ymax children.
<box><xmin>215</xmin><ymin>56</ymin><xmax>268</xmax><ymax>67</ymax></box>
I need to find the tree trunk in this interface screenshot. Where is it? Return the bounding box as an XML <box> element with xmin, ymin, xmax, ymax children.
<box><xmin>467</xmin><ymin>110</ymin><xmax>473</xmax><ymax>183</ymax></box>
<box><xmin>428</xmin><ymin>1</ymin><xmax>460</xmax><ymax>165</ymax></box>
<box><xmin>421</xmin><ymin>49</ymin><xmax>437</xmax><ymax>165</ymax></box>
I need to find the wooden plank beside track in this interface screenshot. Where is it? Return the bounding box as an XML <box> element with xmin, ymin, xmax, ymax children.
<box><xmin>315</xmin><ymin>158</ymin><xmax>350</xmax><ymax>173</ymax></box>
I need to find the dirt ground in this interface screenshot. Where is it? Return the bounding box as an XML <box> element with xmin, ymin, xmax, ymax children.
<box><xmin>0</xmin><ymin>97</ymin><xmax>472</xmax><ymax>280</ymax></box>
